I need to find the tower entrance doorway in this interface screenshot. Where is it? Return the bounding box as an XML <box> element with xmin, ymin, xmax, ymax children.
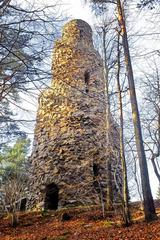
<box><xmin>44</xmin><ymin>183</ymin><xmax>59</xmax><ymax>210</ymax></box>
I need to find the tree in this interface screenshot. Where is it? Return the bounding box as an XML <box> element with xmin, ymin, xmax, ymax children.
<box><xmin>141</xmin><ymin>57</ymin><xmax>160</xmax><ymax>184</ymax></box>
<box><xmin>117</xmin><ymin>0</ymin><xmax>156</xmax><ymax>222</ymax></box>
<box><xmin>87</xmin><ymin>0</ymin><xmax>156</xmax><ymax>221</ymax></box>
<box><xmin>0</xmin><ymin>172</ymin><xmax>28</xmax><ymax>227</ymax></box>
<box><xmin>0</xmin><ymin>136</ymin><xmax>30</xmax><ymax>185</ymax></box>
<box><xmin>0</xmin><ymin>0</ymin><xmax>65</xmax><ymax>142</ymax></box>
<box><xmin>0</xmin><ymin>137</ymin><xmax>30</xmax><ymax>226</ymax></box>
<box><xmin>93</xmin><ymin>5</ymin><xmax>120</xmax><ymax>211</ymax></box>
<box><xmin>137</xmin><ymin>0</ymin><xmax>160</xmax><ymax>9</ymax></box>
<box><xmin>116</xmin><ymin>31</ymin><xmax>131</xmax><ymax>226</ymax></box>
<box><xmin>101</xmin><ymin>20</ymin><xmax>115</xmax><ymax>210</ymax></box>
<box><xmin>0</xmin><ymin>137</ymin><xmax>30</xmax><ymax>170</ymax></box>
<box><xmin>0</xmin><ymin>101</ymin><xmax>26</xmax><ymax>149</ymax></box>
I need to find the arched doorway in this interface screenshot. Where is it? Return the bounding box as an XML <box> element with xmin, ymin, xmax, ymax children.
<box><xmin>44</xmin><ymin>183</ymin><xmax>59</xmax><ymax>210</ymax></box>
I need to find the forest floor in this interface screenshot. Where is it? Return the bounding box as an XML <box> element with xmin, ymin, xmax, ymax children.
<box><xmin>1</xmin><ymin>203</ymin><xmax>160</xmax><ymax>240</ymax></box>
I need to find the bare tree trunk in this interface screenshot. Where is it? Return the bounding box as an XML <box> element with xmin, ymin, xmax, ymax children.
<box><xmin>97</xmin><ymin>179</ymin><xmax>105</xmax><ymax>218</ymax></box>
<box><xmin>133</xmin><ymin>155</ymin><xmax>143</xmax><ymax>208</ymax></box>
<box><xmin>117</xmin><ymin>0</ymin><xmax>156</xmax><ymax>222</ymax></box>
<box><xmin>102</xmin><ymin>27</ymin><xmax>113</xmax><ymax>210</ymax></box>
<box><xmin>150</xmin><ymin>109</ymin><xmax>160</xmax><ymax>181</ymax></box>
<box><xmin>116</xmin><ymin>31</ymin><xmax>131</xmax><ymax>226</ymax></box>
<box><xmin>151</xmin><ymin>156</ymin><xmax>160</xmax><ymax>183</ymax></box>
<box><xmin>11</xmin><ymin>211</ymin><xmax>19</xmax><ymax>227</ymax></box>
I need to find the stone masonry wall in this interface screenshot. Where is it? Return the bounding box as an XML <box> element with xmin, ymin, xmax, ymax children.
<box><xmin>29</xmin><ymin>19</ymin><xmax>120</xmax><ymax>209</ymax></box>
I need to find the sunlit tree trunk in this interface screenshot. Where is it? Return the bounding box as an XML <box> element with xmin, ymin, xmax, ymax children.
<box><xmin>117</xmin><ymin>0</ymin><xmax>156</xmax><ymax>222</ymax></box>
<box><xmin>116</xmin><ymin>31</ymin><xmax>131</xmax><ymax>226</ymax></box>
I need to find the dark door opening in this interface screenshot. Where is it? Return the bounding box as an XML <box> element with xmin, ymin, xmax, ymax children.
<box><xmin>20</xmin><ymin>198</ymin><xmax>27</xmax><ymax>211</ymax></box>
<box><xmin>44</xmin><ymin>183</ymin><xmax>59</xmax><ymax>210</ymax></box>
<box><xmin>93</xmin><ymin>163</ymin><xmax>99</xmax><ymax>177</ymax></box>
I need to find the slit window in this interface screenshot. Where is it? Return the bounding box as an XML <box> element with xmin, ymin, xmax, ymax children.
<box><xmin>93</xmin><ymin>164</ymin><xmax>99</xmax><ymax>177</ymax></box>
<box><xmin>84</xmin><ymin>70</ymin><xmax>90</xmax><ymax>93</ymax></box>
<box><xmin>84</xmin><ymin>71</ymin><xmax>90</xmax><ymax>85</ymax></box>
<box><xmin>80</xmin><ymin>29</ymin><xmax>84</xmax><ymax>39</ymax></box>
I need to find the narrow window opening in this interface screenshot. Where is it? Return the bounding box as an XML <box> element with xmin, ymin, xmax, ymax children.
<box><xmin>80</xmin><ymin>29</ymin><xmax>84</xmax><ymax>39</ymax></box>
<box><xmin>84</xmin><ymin>71</ymin><xmax>90</xmax><ymax>85</ymax></box>
<box><xmin>93</xmin><ymin>164</ymin><xmax>100</xmax><ymax>193</ymax></box>
<box><xmin>44</xmin><ymin>183</ymin><xmax>59</xmax><ymax>210</ymax></box>
<box><xmin>84</xmin><ymin>70</ymin><xmax>90</xmax><ymax>93</ymax></box>
<box><xmin>93</xmin><ymin>164</ymin><xmax>99</xmax><ymax>177</ymax></box>
<box><xmin>86</xmin><ymin>89</ymin><xmax>89</xmax><ymax>93</ymax></box>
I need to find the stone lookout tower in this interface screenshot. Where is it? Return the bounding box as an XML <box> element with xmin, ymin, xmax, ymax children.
<box><xmin>30</xmin><ymin>19</ymin><xmax>119</xmax><ymax>210</ymax></box>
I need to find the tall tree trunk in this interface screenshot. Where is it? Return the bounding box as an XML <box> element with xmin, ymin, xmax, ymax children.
<box><xmin>102</xmin><ymin>27</ymin><xmax>113</xmax><ymax>210</ymax></box>
<box><xmin>116</xmin><ymin>31</ymin><xmax>131</xmax><ymax>226</ymax></box>
<box><xmin>151</xmin><ymin>110</ymin><xmax>160</xmax><ymax>182</ymax></box>
<box><xmin>117</xmin><ymin>0</ymin><xmax>156</xmax><ymax>222</ymax></box>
